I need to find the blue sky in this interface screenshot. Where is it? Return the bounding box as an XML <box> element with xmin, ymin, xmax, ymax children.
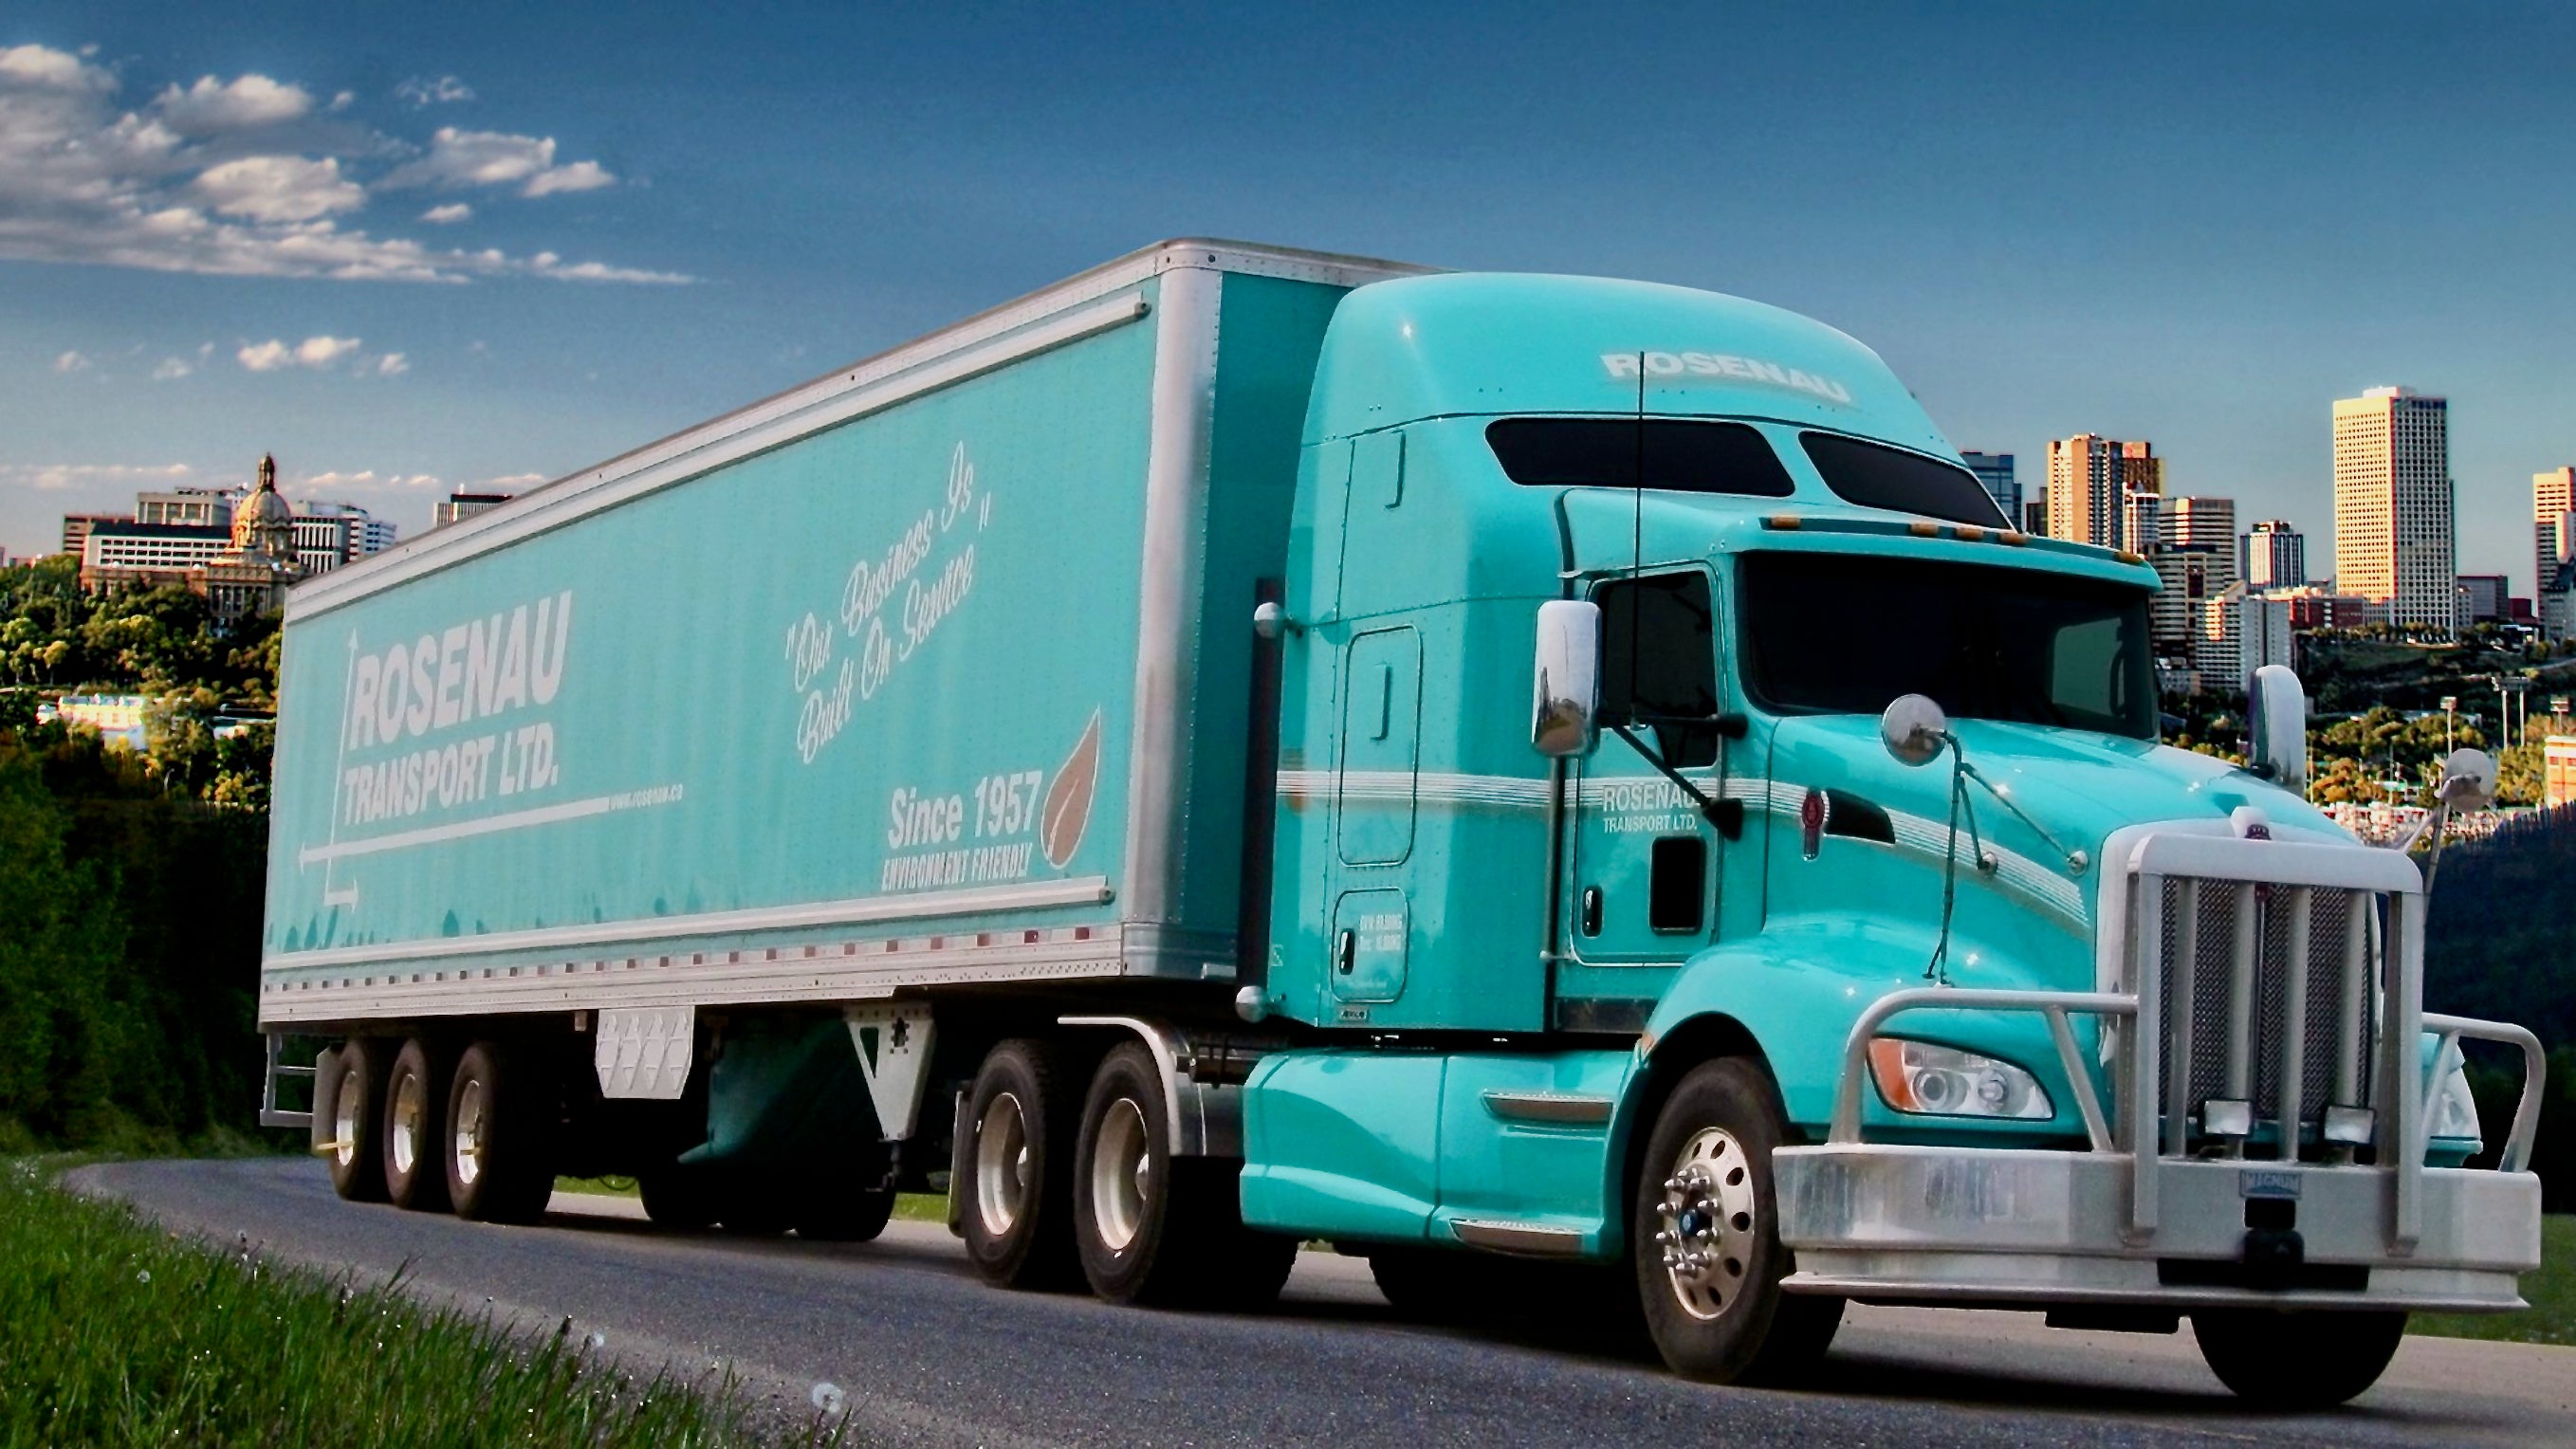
<box><xmin>6</xmin><ymin>3</ymin><xmax>2572</xmax><ymax>589</ymax></box>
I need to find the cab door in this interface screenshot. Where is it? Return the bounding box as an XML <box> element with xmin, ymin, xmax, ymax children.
<box><xmin>1566</xmin><ymin>569</ymin><xmax>1728</xmax><ymax>968</ymax></box>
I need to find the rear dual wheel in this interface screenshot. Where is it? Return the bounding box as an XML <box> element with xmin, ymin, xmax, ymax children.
<box><xmin>961</xmin><ymin>1039</ymin><xmax>1084</xmax><ymax>1288</ymax></box>
<box><xmin>383</xmin><ymin>1038</ymin><xmax>454</xmax><ymax>1212</ymax></box>
<box><xmin>444</xmin><ymin>1040</ymin><xmax>558</xmax><ymax>1223</ymax></box>
<box><xmin>1071</xmin><ymin>1044</ymin><xmax>1296</xmax><ymax>1309</ymax></box>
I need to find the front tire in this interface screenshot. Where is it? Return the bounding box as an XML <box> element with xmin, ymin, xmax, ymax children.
<box><xmin>382</xmin><ymin>1037</ymin><xmax>453</xmax><ymax>1212</ymax></box>
<box><xmin>444</xmin><ymin>1040</ymin><xmax>558</xmax><ymax>1224</ymax></box>
<box><xmin>1632</xmin><ymin>1057</ymin><xmax>1843</xmax><ymax>1385</ymax></box>
<box><xmin>325</xmin><ymin>1038</ymin><xmax>391</xmax><ymax>1202</ymax></box>
<box><xmin>960</xmin><ymin>1038</ymin><xmax>1082</xmax><ymax>1289</ymax></box>
<box><xmin>2193</xmin><ymin>1309</ymin><xmax>2405</xmax><ymax>1407</ymax></box>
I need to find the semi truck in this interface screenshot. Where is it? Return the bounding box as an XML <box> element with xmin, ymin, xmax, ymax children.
<box><xmin>260</xmin><ymin>239</ymin><xmax>2545</xmax><ymax>1404</ymax></box>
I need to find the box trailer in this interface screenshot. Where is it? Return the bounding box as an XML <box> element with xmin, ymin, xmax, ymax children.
<box><xmin>263</xmin><ymin>239</ymin><xmax>2544</xmax><ymax>1403</ymax></box>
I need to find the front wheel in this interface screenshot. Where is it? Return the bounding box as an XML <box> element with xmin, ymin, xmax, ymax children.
<box><xmin>1631</xmin><ymin>1057</ymin><xmax>1843</xmax><ymax>1385</ymax></box>
<box><xmin>2193</xmin><ymin>1309</ymin><xmax>2405</xmax><ymax>1407</ymax></box>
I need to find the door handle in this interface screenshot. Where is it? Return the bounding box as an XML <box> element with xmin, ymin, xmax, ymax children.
<box><xmin>1335</xmin><ymin>928</ymin><xmax>1356</xmax><ymax>974</ymax></box>
<box><xmin>1579</xmin><ymin>887</ymin><xmax>1603</xmax><ymax>937</ymax></box>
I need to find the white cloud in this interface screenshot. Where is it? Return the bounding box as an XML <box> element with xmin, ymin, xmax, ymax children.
<box><xmin>237</xmin><ymin>335</ymin><xmax>363</xmax><ymax>372</ymax></box>
<box><xmin>53</xmin><ymin>350</ymin><xmax>90</xmax><ymax>373</ymax></box>
<box><xmin>378</xmin><ymin>126</ymin><xmax>616</xmax><ymax>198</ymax></box>
<box><xmin>285</xmin><ymin>468</ymin><xmax>442</xmax><ymax>496</ymax></box>
<box><xmin>0</xmin><ymin>461</ymin><xmax>193</xmax><ymax>491</ymax></box>
<box><xmin>153</xmin><ymin>73</ymin><xmax>314</xmax><ymax>133</ymax></box>
<box><xmin>0</xmin><ymin>43</ymin><xmax>686</xmax><ymax>284</ymax></box>
<box><xmin>151</xmin><ymin>356</ymin><xmax>193</xmax><ymax>380</ymax></box>
<box><xmin>192</xmin><ymin>155</ymin><xmax>366</xmax><ymax>223</ymax></box>
<box><xmin>395</xmin><ymin>76</ymin><xmax>475</xmax><ymax>107</ymax></box>
<box><xmin>480</xmin><ymin>471</ymin><xmax>547</xmax><ymax>489</ymax></box>
<box><xmin>419</xmin><ymin>202</ymin><xmax>472</xmax><ymax>224</ymax></box>
<box><xmin>375</xmin><ymin>352</ymin><xmax>409</xmax><ymax>376</ymax></box>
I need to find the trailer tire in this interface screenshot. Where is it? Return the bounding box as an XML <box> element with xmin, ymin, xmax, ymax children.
<box><xmin>382</xmin><ymin>1037</ymin><xmax>454</xmax><ymax>1212</ymax></box>
<box><xmin>1072</xmin><ymin>1045</ymin><xmax>1294</xmax><ymax>1309</ymax></box>
<box><xmin>797</xmin><ymin>1186</ymin><xmax>896</xmax><ymax>1242</ymax></box>
<box><xmin>2193</xmin><ymin>1308</ymin><xmax>2405</xmax><ymax>1407</ymax></box>
<box><xmin>444</xmin><ymin>1040</ymin><xmax>558</xmax><ymax>1224</ymax></box>
<box><xmin>1631</xmin><ymin>1056</ymin><xmax>1842</xmax><ymax>1385</ymax></box>
<box><xmin>324</xmin><ymin>1037</ymin><xmax>391</xmax><ymax>1202</ymax></box>
<box><xmin>960</xmin><ymin>1038</ymin><xmax>1082</xmax><ymax>1289</ymax></box>
<box><xmin>637</xmin><ymin>1167</ymin><xmax>720</xmax><ymax>1230</ymax></box>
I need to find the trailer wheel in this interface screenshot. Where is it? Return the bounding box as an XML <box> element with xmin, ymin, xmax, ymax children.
<box><xmin>2193</xmin><ymin>1309</ymin><xmax>2405</xmax><ymax>1407</ymax></box>
<box><xmin>382</xmin><ymin>1037</ymin><xmax>454</xmax><ymax>1212</ymax></box>
<box><xmin>1073</xmin><ymin>1044</ymin><xmax>1297</xmax><ymax>1309</ymax></box>
<box><xmin>960</xmin><ymin>1038</ymin><xmax>1082</xmax><ymax>1289</ymax></box>
<box><xmin>444</xmin><ymin>1040</ymin><xmax>558</xmax><ymax>1224</ymax></box>
<box><xmin>1632</xmin><ymin>1057</ymin><xmax>1843</xmax><ymax>1385</ymax></box>
<box><xmin>637</xmin><ymin>1166</ymin><xmax>720</xmax><ymax>1230</ymax></box>
<box><xmin>324</xmin><ymin>1038</ymin><xmax>391</xmax><ymax>1202</ymax></box>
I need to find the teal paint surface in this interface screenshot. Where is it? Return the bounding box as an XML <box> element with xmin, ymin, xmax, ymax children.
<box><xmin>264</xmin><ymin>268</ymin><xmax>1360</xmax><ymax>982</ymax></box>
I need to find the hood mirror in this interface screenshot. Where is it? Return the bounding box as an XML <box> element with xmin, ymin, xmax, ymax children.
<box><xmin>1880</xmin><ymin>693</ymin><xmax>1951</xmax><ymax>767</ymax></box>
<box><xmin>1531</xmin><ymin>599</ymin><xmax>1602</xmax><ymax>759</ymax></box>
<box><xmin>2436</xmin><ymin>748</ymin><xmax>2496</xmax><ymax>811</ymax></box>
<box><xmin>2247</xmin><ymin>665</ymin><xmax>2308</xmax><ymax>792</ymax></box>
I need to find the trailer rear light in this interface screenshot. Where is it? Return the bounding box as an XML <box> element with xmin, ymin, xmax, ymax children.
<box><xmin>1867</xmin><ymin>1037</ymin><xmax>2052</xmax><ymax>1121</ymax></box>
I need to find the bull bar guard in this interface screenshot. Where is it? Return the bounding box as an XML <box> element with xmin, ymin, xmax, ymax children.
<box><xmin>1774</xmin><ymin>833</ymin><xmax>2547</xmax><ymax>1313</ymax></box>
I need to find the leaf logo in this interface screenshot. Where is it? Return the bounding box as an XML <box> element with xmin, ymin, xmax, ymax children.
<box><xmin>1040</xmin><ymin>709</ymin><xmax>1102</xmax><ymax>869</ymax></box>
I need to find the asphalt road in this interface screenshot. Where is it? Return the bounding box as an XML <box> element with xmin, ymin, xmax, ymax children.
<box><xmin>70</xmin><ymin>1157</ymin><xmax>2572</xmax><ymax>1446</ymax></box>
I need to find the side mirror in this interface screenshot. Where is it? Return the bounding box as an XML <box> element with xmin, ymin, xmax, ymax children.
<box><xmin>2436</xmin><ymin>747</ymin><xmax>2496</xmax><ymax>811</ymax></box>
<box><xmin>1532</xmin><ymin>599</ymin><xmax>1601</xmax><ymax>758</ymax></box>
<box><xmin>2247</xmin><ymin>664</ymin><xmax>2308</xmax><ymax>792</ymax></box>
<box><xmin>1880</xmin><ymin>693</ymin><xmax>1951</xmax><ymax>767</ymax></box>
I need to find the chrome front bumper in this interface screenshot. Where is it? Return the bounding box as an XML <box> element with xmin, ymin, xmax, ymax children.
<box><xmin>1776</xmin><ymin>1144</ymin><xmax>2543</xmax><ymax>1311</ymax></box>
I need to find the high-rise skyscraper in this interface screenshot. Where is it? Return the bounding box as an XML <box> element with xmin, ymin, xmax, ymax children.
<box><xmin>2162</xmin><ymin>496</ymin><xmax>2236</xmax><ymax>559</ymax></box>
<box><xmin>2332</xmin><ymin>387</ymin><xmax>2455</xmax><ymax>632</ymax></box>
<box><xmin>2047</xmin><ymin>435</ymin><xmax>2160</xmax><ymax>549</ymax></box>
<box><xmin>1959</xmin><ymin>452</ymin><xmax>2018</xmax><ymax>524</ymax></box>
<box><xmin>2243</xmin><ymin>519</ymin><xmax>2306</xmax><ymax>589</ymax></box>
<box><xmin>2536</xmin><ymin>468</ymin><xmax>2574</xmax><ymax>598</ymax></box>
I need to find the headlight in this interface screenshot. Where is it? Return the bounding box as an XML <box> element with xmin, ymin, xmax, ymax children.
<box><xmin>1868</xmin><ymin>1037</ymin><xmax>2053</xmax><ymax>1120</ymax></box>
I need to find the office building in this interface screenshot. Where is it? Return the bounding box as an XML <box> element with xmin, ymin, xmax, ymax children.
<box><xmin>136</xmin><ymin>488</ymin><xmax>234</xmax><ymax>529</ymax></box>
<box><xmin>433</xmin><ymin>492</ymin><xmax>515</xmax><ymax>528</ymax></box>
<box><xmin>2456</xmin><ymin>575</ymin><xmax>2509</xmax><ymax>628</ymax></box>
<box><xmin>2047</xmin><ymin>435</ymin><xmax>2160</xmax><ymax>550</ymax></box>
<box><xmin>2229</xmin><ymin>589</ymin><xmax>2296</xmax><ymax>692</ymax></box>
<box><xmin>1960</xmin><ymin>452</ymin><xmax>2018</xmax><ymax>523</ymax></box>
<box><xmin>61</xmin><ymin>512</ymin><xmax>126</xmax><ymax>559</ymax></box>
<box><xmin>80</xmin><ymin>522</ymin><xmax>231</xmax><ymax>590</ymax></box>
<box><xmin>2539</xmin><ymin>468</ymin><xmax>2574</xmax><ymax>598</ymax></box>
<box><xmin>290</xmin><ymin>501</ymin><xmax>399</xmax><ymax>576</ymax></box>
<box><xmin>2022</xmin><ymin>491</ymin><xmax>2047</xmax><ymax>538</ymax></box>
<box><xmin>2243</xmin><ymin>519</ymin><xmax>2306</xmax><ymax>589</ymax></box>
<box><xmin>2162</xmin><ymin>496</ymin><xmax>2236</xmax><ymax>560</ymax></box>
<box><xmin>2147</xmin><ymin>546</ymin><xmax>2223</xmax><ymax>659</ymax></box>
<box><xmin>2333</xmin><ymin>387</ymin><xmax>2455</xmax><ymax>632</ymax></box>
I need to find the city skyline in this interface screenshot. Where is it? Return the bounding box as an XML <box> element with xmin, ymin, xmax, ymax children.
<box><xmin>4</xmin><ymin>6</ymin><xmax>2573</xmax><ymax>585</ymax></box>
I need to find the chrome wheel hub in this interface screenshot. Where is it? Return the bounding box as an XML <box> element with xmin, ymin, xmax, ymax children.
<box><xmin>451</xmin><ymin>1078</ymin><xmax>488</xmax><ymax>1189</ymax></box>
<box><xmin>332</xmin><ymin>1067</ymin><xmax>361</xmax><ymax>1168</ymax></box>
<box><xmin>389</xmin><ymin>1069</ymin><xmax>425</xmax><ymax>1177</ymax></box>
<box><xmin>974</xmin><ymin>1091</ymin><xmax>1029</xmax><ymax>1237</ymax></box>
<box><xmin>1654</xmin><ymin>1127</ymin><xmax>1757</xmax><ymax>1321</ymax></box>
<box><xmin>1089</xmin><ymin>1096</ymin><xmax>1151</xmax><ymax>1253</ymax></box>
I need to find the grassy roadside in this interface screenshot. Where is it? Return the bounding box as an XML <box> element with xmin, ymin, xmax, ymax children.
<box><xmin>0</xmin><ymin>1161</ymin><xmax>827</xmax><ymax>1446</ymax></box>
<box><xmin>2413</xmin><ymin>1215</ymin><xmax>2576</xmax><ymax>1347</ymax></box>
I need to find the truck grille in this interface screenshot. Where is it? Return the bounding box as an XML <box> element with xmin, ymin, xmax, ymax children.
<box><xmin>2150</xmin><ymin>876</ymin><xmax>2379</xmax><ymax>1157</ymax></box>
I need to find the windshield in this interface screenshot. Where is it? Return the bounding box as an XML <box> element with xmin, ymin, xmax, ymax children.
<box><xmin>1738</xmin><ymin>552</ymin><xmax>2157</xmax><ymax>739</ymax></box>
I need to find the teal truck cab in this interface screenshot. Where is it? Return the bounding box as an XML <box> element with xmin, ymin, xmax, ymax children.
<box><xmin>263</xmin><ymin>243</ymin><xmax>2543</xmax><ymax>1407</ymax></box>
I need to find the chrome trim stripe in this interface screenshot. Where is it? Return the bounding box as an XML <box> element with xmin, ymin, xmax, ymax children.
<box><xmin>1447</xmin><ymin>1218</ymin><xmax>1587</xmax><ymax>1256</ymax></box>
<box><xmin>260</xmin><ymin>875</ymin><xmax>1112</xmax><ymax>971</ymax></box>
<box><xmin>1481</xmin><ymin>1090</ymin><xmax>1614</xmax><ymax>1126</ymax></box>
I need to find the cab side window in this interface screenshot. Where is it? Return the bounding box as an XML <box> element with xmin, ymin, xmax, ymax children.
<box><xmin>1595</xmin><ymin>572</ymin><xmax>1720</xmax><ymax>768</ymax></box>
